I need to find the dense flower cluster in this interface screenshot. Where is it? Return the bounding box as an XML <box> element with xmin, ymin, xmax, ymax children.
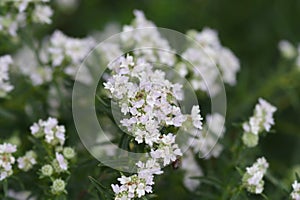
<box><xmin>0</xmin><ymin>143</ymin><xmax>17</xmax><ymax>181</ymax></box>
<box><xmin>0</xmin><ymin>0</ymin><xmax>52</xmax><ymax>37</ymax></box>
<box><xmin>242</xmin><ymin>157</ymin><xmax>269</xmax><ymax>194</ymax></box>
<box><xmin>242</xmin><ymin>98</ymin><xmax>277</xmax><ymax>147</ymax></box>
<box><xmin>179</xmin><ymin>28</ymin><xmax>240</xmax><ymax>96</ymax></box>
<box><xmin>0</xmin><ymin>55</ymin><xmax>14</xmax><ymax>97</ymax></box>
<box><xmin>105</xmin><ymin>55</ymin><xmax>203</xmax><ymax>199</ymax></box>
<box><xmin>100</xmin><ymin>10</ymin><xmax>240</xmax><ymax>99</ymax></box>
<box><xmin>278</xmin><ymin>40</ymin><xmax>300</xmax><ymax>69</ymax></box>
<box><xmin>30</xmin><ymin>117</ymin><xmax>66</xmax><ymax>146</ymax></box>
<box><xmin>291</xmin><ymin>180</ymin><xmax>300</xmax><ymax>200</ymax></box>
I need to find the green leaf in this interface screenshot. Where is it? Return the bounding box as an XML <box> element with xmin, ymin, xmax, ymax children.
<box><xmin>88</xmin><ymin>176</ymin><xmax>114</xmax><ymax>199</ymax></box>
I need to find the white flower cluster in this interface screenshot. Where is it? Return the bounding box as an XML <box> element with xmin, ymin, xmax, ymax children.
<box><xmin>105</xmin><ymin>55</ymin><xmax>203</xmax><ymax>199</ymax></box>
<box><xmin>180</xmin><ymin>28</ymin><xmax>240</xmax><ymax>96</ymax></box>
<box><xmin>242</xmin><ymin>157</ymin><xmax>269</xmax><ymax>194</ymax></box>
<box><xmin>188</xmin><ymin>113</ymin><xmax>225</xmax><ymax>159</ymax></box>
<box><xmin>14</xmin><ymin>30</ymin><xmax>96</xmax><ymax>85</ymax></box>
<box><xmin>291</xmin><ymin>180</ymin><xmax>300</xmax><ymax>200</ymax></box>
<box><xmin>0</xmin><ymin>0</ymin><xmax>52</xmax><ymax>37</ymax></box>
<box><xmin>278</xmin><ymin>40</ymin><xmax>300</xmax><ymax>69</ymax></box>
<box><xmin>29</xmin><ymin>117</ymin><xmax>75</xmax><ymax>195</ymax></box>
<box><xmin>0</xmin><ymin>143</ymin><xmax>17</xmax><ymax>181</ymax></box>
<box><xmin>242</xmin><ymin>98</ymin><xmax>277</xmax><ymax>147</ymax></box>
<box><xmin>112</xmin><ymin>159</ymin><xmax>163</xmax><ymax>199</ymax></box>
<box><xmin>121</xmin><ymin>10</ymin><xmax>176</xmax><ymax>66</ymax></box>
<box><xmin>30</xmin><ymin>117</ymin><xmax>66</xmax><ymax>146</ymax></box>
<box><xmin>0</xmin><ymin>55</ymin><xmax>14</xmax><ymax>97</ymax></box>
<box><xmin>17</xmin><ymin>150</ymin><xmax>37</xmax><ymax>172</ymax></box>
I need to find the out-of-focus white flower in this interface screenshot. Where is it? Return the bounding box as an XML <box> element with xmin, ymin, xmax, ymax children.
<box><xmin>0</xmin><ymin>143</ymin><xmax>17</xmax><ymax>181</ymax></box>
<box><xmin>32</xmin><ymin>5</ymin><xmax>53</xmax><ymax>24</ymax></box>
<box><xmin>0</xmin><ymin>55</ymin><xmax>14</xmax><ymax>97</ymax></box>
<box><xmin>242</xmin><ymin>157</ymin><xmax>269</xmax><ymax>194</ymax></box>
<box><xmin>8</xmin><ymin>190</ymin><xmax>36</xmax><ymax>200</ymax></box>
<box><xmin>189</xmin><ymin>113</ymin><xmax>225</xmax><ymax>159</ymax></box>
<box><xmin>0</xmin><ymin>0</ymin><xmax>52</xmax><ymax>37</ymax></box>
<box><xmin>120</xmin><ymin>10</ymin><xmax>176</xmax><ymax>66</ymax></box>
<box><xmin>278</xmin><ymin>40</ymin><xmax>297</xmax><ymax>59</ymax></box>
<box><xmin>181</xmin><ymin>150</ymin><xmax>203</xmax><ymax>191</ymax></box>
<box><xmin>181</xmin><ymin>28</ymin><xmax>240</xmax><ymax>96</ymax></box>
<box><xmin>291</xmin><ymin>180</ymin><xmax>300</xmax><ymax>200</ymax></box>
<box><xmin>14</xmin><ymin>46</ymin><xmax>53</xmax><ymax>86</ymax></box>
<box><xmin>242</xmin><ymin>98</ymin><xmax>277</xmax><ymax>147</ymax></box>
<box><xmin>17</xmin><ymin>151</ymin><xmax>37</xmax><ymax>172</ymax></box>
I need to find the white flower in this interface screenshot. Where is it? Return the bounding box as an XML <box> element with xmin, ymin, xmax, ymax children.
<box><xmin>55</xmin><ymin>152</ymin><xmax>68</xmax><ymax>171</ymax></box>
<box><xmin>0</xmin><ymin>143</ymin><xmax>17</xmax><ymax>181</ymax></box>
<box><xmin>242</xmin><ymin>157</ymin><xmax>269</xmax><ymax>194</ymax></box>
<box><xmin>191</xmin><ymin>105</ymin><xmax>203</xmax><ymax>129</ymax></box>
<box><xmin>0</xmin><ymin>55</ymin><xmax>14</xmax><ymax>97</ymax></box>
<box><xmin>14</xmin><ymin>46</ymin><xmax>53</xmax><ymax>86</ymax></box>
<box><xmin>17</xmin><ymin>151</ymin><xmax>37</xmax><ymax>172</ymax></box>
<box><xmin>180</xmin><ymin>28</ymin><xmax>240</xmax><ymax>96</ymax></box>
<box><xmin>30</xmin><ymin>117</ymin><xmax>66</xmax><ymax>146</ymax></box>
<box><xmin>181</xmin><ymin>150</ymin><xmax>203</xmax><ymax>191</ymax></box>
<box><xmin>278</xmin><ymin>40</ymin><xmax>296</xmax><ymax>59</ymax></box>
<box><xmin>112</xmin><ymin>174</ymin><xmax>154</xmax><ymax>200</ymax></box>
<box><xmin>242</xmin><ymin>98</ymin><xmax>277</xmax><ymax>147</ymax></box>
<box><xmin>32</xmin><ymin>5</ymin><xmax>53</xmax><ymax>24</ymax></box>
<box><xmin>120</xmin><ymin>10</ymin><xmax>176</xmax><ymax>66</ymax></box>
<box><xmin>291</xmin><ymin>180</ymin><xmax>300</xmax><ymax>200</ymax></box>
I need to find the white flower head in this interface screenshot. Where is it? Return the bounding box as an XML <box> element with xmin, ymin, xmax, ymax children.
<box><xmin>32</xmin><ymin>5</ymin><xmax>53</xmax><ymax>24</ymax></box>
<box><xmin>17</xmin><ymin>151</ymin><xmax>37</xmax><ymax>172</ymax></box>
<box><xmin>291</xmin><ymin>180</ymin><xmax>300</xmax><ymax>200</ymax></box>
<box><xmin>242</xmin><ymin>157</ymin><xmax>269</xmax><ymax>194</ymax></box>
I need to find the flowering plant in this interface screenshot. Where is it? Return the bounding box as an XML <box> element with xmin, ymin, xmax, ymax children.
<box><xmin>0</xmin><ymin>1</ymin><xmax>300</xmax><ymax>200</ymax></box>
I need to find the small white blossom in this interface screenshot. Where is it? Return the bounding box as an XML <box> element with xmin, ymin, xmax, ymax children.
<box><xmin>242</xmin><ymin>157</ymin><xmax>269</xmax><ymax>194</ymax></box>
<box><xmin>17</xmin><ymin>151</ymin><xmax>37</xmax><ymax>172</ymax></box>
<box><xmin>0</xmin><ymin>55</ymin><xmax>14</xmax><ymax>97</ymax></box>
<box><xmin>291</xmin><ymin>180</ymin><xmax>300</xmax><ymax>200</ymax></box>
<box><xmin>55</xmin><ymin>152</ymin><xmax>68</xmax><ymax>171</ymax></box>
<box><xmin>191</xmin><ymin>105</ymin><xmax>203</xmax><ymax>129</ymax></box>
<box><xmin>242</xmin><ymin>98</ymin><xmax>277</xmax><ymax>147</ymax></box>
<box><xmin>278</xmin><ymin>40</ymin><xmax>297</xmax><ymax>59</ymax></box>
<box><xmin>32</xmin><ymin>5</ymin><xmax>53</xmax><ymax>24</ymax></box>
<box><xmin>0</xmin><ymin>143</ymin><xmax>17</xmax><ymax>181</ymax></box>
<box><xmin>30</xmin><ymin>117</ymin><xmax>66</xmax><ymax>146</ymax></box>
